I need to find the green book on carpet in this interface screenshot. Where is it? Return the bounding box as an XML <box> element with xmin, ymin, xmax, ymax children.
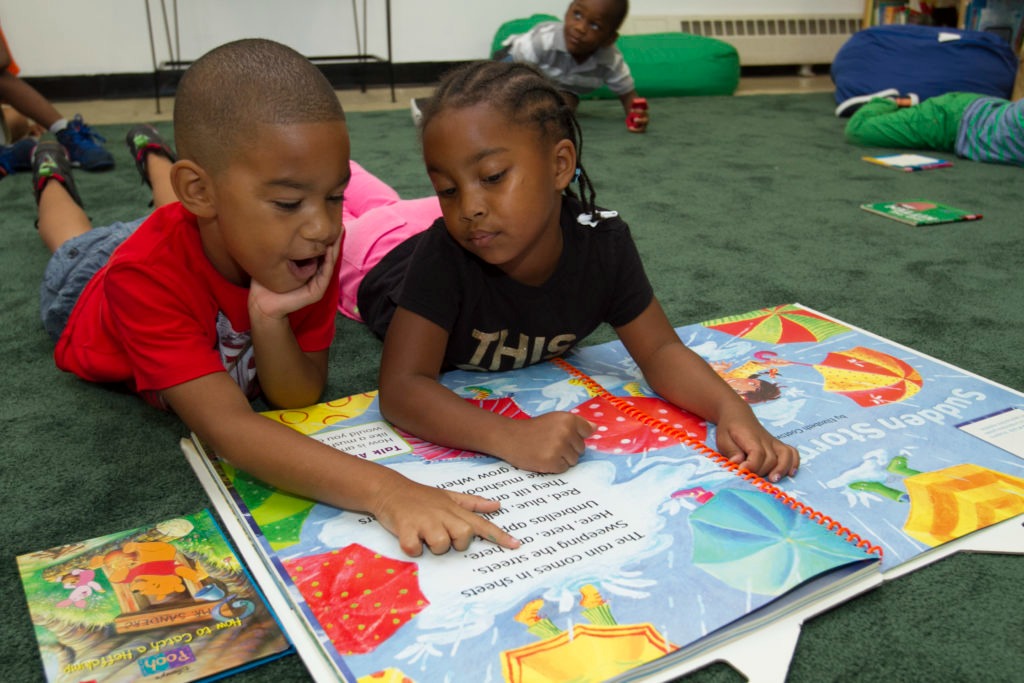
<box><xmin>860</xmin><ymin>201</ymin><xmax>983</xmax><ymax>226</ymax></box>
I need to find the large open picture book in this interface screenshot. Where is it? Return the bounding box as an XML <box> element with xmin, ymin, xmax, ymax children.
<box><xmin>181</xmin><ymin>304</ymin><xmax>1024</xmax><ymax>682</ymax></box>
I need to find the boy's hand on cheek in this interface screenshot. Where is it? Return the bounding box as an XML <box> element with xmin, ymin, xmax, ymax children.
<box><xmin>248</xmin><ymin>237</ymin><xmax>340</xmax><ymax>321</ymax></box>
<box><xmin>371</xmin><ymin>479</ymin><xmax>521</xmax><ymax>557</ymax></box>
<box><xmin>500</xmin><ymin>413</ymin><xmax>595</xmax><ymax>474</ymax></box>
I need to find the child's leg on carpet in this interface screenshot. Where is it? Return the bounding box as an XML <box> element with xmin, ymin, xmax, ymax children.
<box><xmin>37</xmin><ymin>178</ymin><xmax>91</xmax><ymax>252</ymax></box>
<box><xmin>844</xmin><ymin>93</ymin><xmax>977</xmax><ymax>153</ymax></box>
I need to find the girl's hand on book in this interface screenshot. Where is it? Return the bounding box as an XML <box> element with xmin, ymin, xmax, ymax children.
<box><xmin>372</xmin><ymin>479</ymin><xmax>521</xmax><ymax>557</ymax></box>
<box><xmin>715</xmin><ymin>410</ymin><xmax>800</xmax><ymax>483</ymax></box>
<box><xmin>499</xmin><ymin>412</ymin><xmax>595</xmax><ymax>474</ymax></box>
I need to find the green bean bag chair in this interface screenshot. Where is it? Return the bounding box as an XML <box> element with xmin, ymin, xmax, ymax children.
<box><xmin>491</xmin><ymin>14</ymin><xmax>740</xmax><ymax>97</ymax></box>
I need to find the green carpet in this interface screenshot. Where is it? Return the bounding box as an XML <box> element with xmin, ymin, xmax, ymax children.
<box><xmin>1</xmin><ymin>92</ymin><xmax>1021</xmax><ymax>682</ymax></box>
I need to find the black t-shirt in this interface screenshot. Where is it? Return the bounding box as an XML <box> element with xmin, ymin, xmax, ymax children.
<box><xmin>358</xmin><ymin>196</ymin><xmax>654</xmax><ymax>372</ymax></box>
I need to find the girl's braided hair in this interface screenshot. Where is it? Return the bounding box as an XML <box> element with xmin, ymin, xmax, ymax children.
<box><xmin>419</xmin><ymin>60</ymin><xmax>597</xmax><ymax>215</ymax></box>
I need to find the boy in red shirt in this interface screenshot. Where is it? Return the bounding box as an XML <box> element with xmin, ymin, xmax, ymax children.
<box><xmin>29</xmin><ymin>38</ymin><xmax>518</xmax><ymax>558</ymax></box>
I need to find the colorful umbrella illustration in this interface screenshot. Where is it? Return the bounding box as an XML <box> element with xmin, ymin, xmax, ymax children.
<box><xmin>811</xmin><ymin>346</ymin><xmax>923</xmax><ymax>407</ymax></box>
<box><xmin>570</xmin><ymin>395</ymin><xmax>707</xmax><ymax>454</ymax></box>
<box><xmin>241</xmin><ymin>393</ymin><xmax>379</xmax><ymax>550</ymax></box>
<box><xmin>503</xmin><ymin>623</ymin><xmax>674</xmax><ymax>683</ymax></box>
<box><xmin>701</xmin><ymin>304</ymin><xmax>850</xmax><ymax>344</ymax></box>
<box><xmin>903</xmin><ymin>463</ymin><xmax>1024</xmax><ymax>546</ymax></box>
<box><xmin>502</xmin><ymin>586</ymin><xmax>675</xmax><ymax>683</ymax></box>
<box><xmin>400</xmin><ymin>396</ymin><xmax>530</xmax><ymax>461</ymax></box>
<box><xmin>264</xmin><ymin>392</ymin><xmax>378</xmax><ymax>434</ymax></box>
<box><xmin>283</xmin><ymin>544</ymin><xmax>428</xmax><ymax>655</ymax></box>
<box><xmin>357</xmin><ymin>669</ymin><xmax>414</xmax><ymax>683</ymax></box>
<box><xmin>227</xmin><ymin>466</ymin><xmax>315</xmax><ymax>552</ymax></box>
<box><xmin>689</xmin><ymin>488</ymin><xmax>874</xmax><ymax>596</ymax></box>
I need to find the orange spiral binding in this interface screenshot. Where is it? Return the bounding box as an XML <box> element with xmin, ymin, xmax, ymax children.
<box><xmin>551</xmin><ymin>357</ymin><xmax>884</xmax><ymax>557</ymax></box>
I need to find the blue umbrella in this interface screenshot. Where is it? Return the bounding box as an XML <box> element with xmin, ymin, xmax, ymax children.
<box><xmin>689</xmin><ymin>488</ymin><xmax>873</xmax><ymax>596</ymax></box>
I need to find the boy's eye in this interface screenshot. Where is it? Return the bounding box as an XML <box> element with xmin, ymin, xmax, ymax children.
<box><xmin>483</xmin><ymin>171</ymin><xmax>505</xmax><ymax>184</ymax></box>
<box><xmin>274</xmin><ymin>200</ymin><xmax>302</xmax><ymax>211</ymax></box>
<box><xmin>327</xmin><ymin>193</ymin><xmax>345</xmax><ymax>204</ymax></box>
<box><xmin>436</xmin><ymin>186</ymin><xmax>456</xmax><ymax>198</ymax></box>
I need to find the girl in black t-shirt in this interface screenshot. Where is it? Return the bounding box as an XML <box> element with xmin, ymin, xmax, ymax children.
<box><xmin>363</xmin><ymin>60</ymin><xmax>799</xmax><ymax>484</ymax></box>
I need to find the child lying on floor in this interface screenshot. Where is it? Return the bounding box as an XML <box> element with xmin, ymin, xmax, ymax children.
<box><xmin>343</xmin><ymin>60</ymin><xmax>799</xmax><ymax>483</ymax></box>
<box><xmin>29</xmin><ymin>39</ymin><xmax>518</xmax><ymax>558</ymax></box>
<box><xmin>844</xmin><ymin>90</ymin><xmax>1024</xmax><ymax>166</ymax></box>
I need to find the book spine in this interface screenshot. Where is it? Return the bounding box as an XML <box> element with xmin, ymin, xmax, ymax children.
<box><xmin>908</xmin><ymin>162</ymin><xmax>953</xmax><ymax>172</ymax></box>
<box><xmin>551</xmin><ymin>357</ymin><xmax>885</xmax><ymax>557</ymax></box>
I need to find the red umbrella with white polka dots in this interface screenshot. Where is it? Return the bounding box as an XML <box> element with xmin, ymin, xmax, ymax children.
<box><xmin>571</xmin><ymin>396</ymin><xmax>707</xmax><ymax>455</ymax></box>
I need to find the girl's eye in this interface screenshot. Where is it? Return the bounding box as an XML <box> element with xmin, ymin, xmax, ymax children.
<box><xmin>274</xmin><ymin>200</ymin><xmax>301</xmax><ymax>211</ymax></box>
<box><xmin>436</xmin><ymin>186</ymin><xmax>456</xmax><ymax>198</ymax></box>
<box><xmin>327</xmin><ymin>194</ymin><xmax>345</xmax><ymax>204</ymax></box>
<box><xmin>483</xmin><ymin>171</ymin><xmax>505</xmax><ymax>184</ymax></box>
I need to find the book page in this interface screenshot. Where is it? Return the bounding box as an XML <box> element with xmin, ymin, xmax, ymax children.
<box><xmin>244</xmin><ymin>376</ymin><xmax>881</xmax><ymax>683</ymax></box>
<box><xmin>566</xmin><ymin>303</ymin><xmax>1024</xmax><ymax>570</ymax></box>
<box><xmin>320</xmin><ymin>456</ymin><xmax>672</xmax><ymax>603</ymax></box>
<box><xmin>188</xmin><ymin>303</ymin><xmax>1023</xmax><ymax>683</ymax></box>
<box><xmin>308</xmin><ymin>424</ymin><xmax>660</xmax><ymax>593</ymax></box>
<box><xmin>958</xmin><ymin>408</ymin><xmax>1024</xmax><ymax>458</ymax></box>
<box><xmin>871</xmin><ymin>154</ymin><xmax>945</xmax><ymax>166</ymax></box>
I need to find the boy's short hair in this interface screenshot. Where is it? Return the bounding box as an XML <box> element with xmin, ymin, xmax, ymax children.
<box><xmin>605</xmin><ymin>0</ymin><xmax>630</xmax><ymax>31</ymax></box>
<box><xmin>173</xmin><ymin>38</ymin><xmax>345</xmax><ymax>173</ymax></box>
<box><xmin>573</xmin><ymin>0</ymin><xmax>629</xmax><ymax>32</ymax></box>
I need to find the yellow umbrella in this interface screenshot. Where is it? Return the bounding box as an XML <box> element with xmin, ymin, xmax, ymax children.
<box><xmin>501</xmin><ymin>623</ymin><xmax>675</xmax><ymax>683</ymax></box>
<box><xmin>904</xmin><ymin>463</ymin><xmax>1024</xmax><ymax>546</ymax></box>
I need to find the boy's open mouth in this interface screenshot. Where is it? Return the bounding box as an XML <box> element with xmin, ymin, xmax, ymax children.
<box><xmin>289</xmin><ymin>254</ymin><xmax>325</xmax><ymax>280</ymax></box>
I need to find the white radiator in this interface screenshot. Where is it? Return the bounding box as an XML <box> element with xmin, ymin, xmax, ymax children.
<box><xmin>621</xmin><ymin>14</ymin><xmax>862</xmax><ymax>66</ymax></box>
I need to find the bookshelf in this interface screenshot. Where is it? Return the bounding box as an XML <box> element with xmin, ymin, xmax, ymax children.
<box><xmin>861</xmin><ymin>1</ymin><xmax>1023</xmax><ymax>98</ymax></box>
<box><xmin>862</xmin><ymin>1</ymin><xmax>972</xmax><ymax>28</ymax></box>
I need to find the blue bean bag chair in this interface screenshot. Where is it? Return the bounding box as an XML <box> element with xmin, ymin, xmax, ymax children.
<box><xmin>492</xmin><ymin>14</ymin><xmax>740</xmax><ymax>97</ymax></box>
<box><xmin>831</xmin><ymin>24</ymin><xmax>1018</xmax><ymax>114</ymax></box>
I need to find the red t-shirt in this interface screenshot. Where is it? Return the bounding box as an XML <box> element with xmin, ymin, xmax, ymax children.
<box><xmin>55</xmin><ymin>203</ymin><xmax>339</xmax><ymax>406</ymax></box>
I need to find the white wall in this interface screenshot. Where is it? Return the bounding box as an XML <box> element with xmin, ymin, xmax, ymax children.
<box><xmin>0</xmin><ymin>0</ymin><xmax>863</xmax><ymax>77</ymax></box>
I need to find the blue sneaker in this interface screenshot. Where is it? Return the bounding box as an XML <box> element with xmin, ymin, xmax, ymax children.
<box><xmin>0</xmin><ymin>138</ymin><xmax>39</xmax><ymax>178</ymax></box>
<box><xmin>32</xmin><ymin>141</ymin><xmax>84</xmax><ymax>208</ymax></box>
<box><xmin>55</xmin><ymin>114</ymin><xmax>114</xmax><ymax>171</ymax></box>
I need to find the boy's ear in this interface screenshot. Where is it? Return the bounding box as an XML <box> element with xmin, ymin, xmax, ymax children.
<box><xmin>553</xmin><ymin>138</ymin><xmax>578</xmax><ymax>191</ymax></box>
<box><xmin>170</xmin><ymin>159</ymin><xmax>217</xmax><ymax>218</ymax></box>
